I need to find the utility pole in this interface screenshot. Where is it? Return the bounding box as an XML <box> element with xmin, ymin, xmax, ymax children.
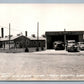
<box><xmin>9</xmin><ymin>23</ymin><xmax>10</xmax><ymax>50</ymax></box>
<box><xmin>36</xmin><ymin>22</ymin><xmax>39</xmax><ymax>51</ymax></box>
<box><xmin>64</xmin><ymin>28</ymin><xmax>66</xmax><ymax>50</ymax></box>
<box><xmin>37</xmin><ymin>22</ymin><xmax>39</xmax><ymax>41</ymax></box>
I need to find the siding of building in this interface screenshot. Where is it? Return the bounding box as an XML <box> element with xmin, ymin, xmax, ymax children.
<box><xmin>0</xmin><ymin>35</ymin><xmax>46</xmax><ymax>49</ymax></box>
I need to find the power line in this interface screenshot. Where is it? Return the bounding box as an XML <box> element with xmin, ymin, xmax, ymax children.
<box><xmin>0</xmin><ymin>25</ymin><xmax>26</xmax><ymax>32</ymax></box>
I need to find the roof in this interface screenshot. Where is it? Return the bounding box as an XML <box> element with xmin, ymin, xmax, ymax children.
<box><xmin>28</xmin><ymin>36</ymin><xmax>46</xmax><ymax>40</ymax></box>
<box><xmin>0</xmin><ymin>35</ymin><xmax>46</xmax><ymax>41</ymax></box>
<box><xmin>46</xmin><ymin>31</ymin><xmax>84</xmax><ymax>35</ymax></box>
<box><xmin>0</xmin><ymin>35</ymin><xmax>25</xmax><ymax>41</ymax></box>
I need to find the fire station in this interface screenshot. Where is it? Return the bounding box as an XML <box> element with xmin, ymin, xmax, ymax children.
<box><xmin>45</xmin><ymin>31</ymin><xmax>84</xmax><ymax>49</ymax></box>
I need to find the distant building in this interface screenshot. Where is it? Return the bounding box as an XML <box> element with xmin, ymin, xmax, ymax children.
<box><xmin>28</xmin><ymin>36</ymin><xmax>45</xmax><ymax>47</ymax></box>
<box><xmin>0</xmin><ymin>35</ymin><xmax>46</xmax><ymax>49</ymax></box>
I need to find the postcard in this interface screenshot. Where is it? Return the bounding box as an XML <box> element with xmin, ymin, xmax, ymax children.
<box><xmin>0</xmin><ymin>3</ymin><xmax>84</xmax><ymax>81</ymax></box>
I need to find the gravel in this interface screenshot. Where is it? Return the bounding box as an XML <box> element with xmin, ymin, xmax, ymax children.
<box><xmin>0</xmin><ymin>50</ymin><xmax>84</xmax><ymax>80</ymax></box>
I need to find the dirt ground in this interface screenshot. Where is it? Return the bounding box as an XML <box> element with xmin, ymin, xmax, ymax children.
<box><xmin>0</xmin><ymin>50</ymin><xmax>84</xmax><ymax>81</ymax></box>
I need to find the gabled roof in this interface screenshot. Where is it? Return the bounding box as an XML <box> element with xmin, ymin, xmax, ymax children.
<box><xmin>0</xmin><ymin>35</ymin><xmax>46</xmax><ymax>41</ymax></box>
<box><xmin>0</xmin><ymin>35</ymin><xmax>26</xmax><ymax>41</ymax></box>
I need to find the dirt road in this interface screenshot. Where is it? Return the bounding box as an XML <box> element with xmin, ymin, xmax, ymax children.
<box><xmin>0</xmin><ymin>50</ymin><xmax>84</xmax><ymax>80</ymax></box>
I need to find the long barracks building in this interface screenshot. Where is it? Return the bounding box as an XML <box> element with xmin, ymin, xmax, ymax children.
<box><xmin>0</xmin><ymin>35</ymin><xmax>46</xmax><ymax>49</ymax></box>
<box><xmin>45</xmin><ymin>31</ymin><xmax>84</xmax><ymax>49</ymax></box>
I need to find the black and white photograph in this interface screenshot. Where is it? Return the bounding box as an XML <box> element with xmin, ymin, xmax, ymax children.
<box><xmin>0</xmin><ymin>3</ymin><xmax>84</xmax><ymax>81</ymax></box>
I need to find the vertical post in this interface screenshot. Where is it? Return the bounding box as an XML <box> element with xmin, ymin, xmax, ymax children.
<box><xmin>1</xmin><ymin>28</ymin><xmax>4</xmax><ymax>38</ymax></box>
<box><xmin>25</xmin><ymin>31</ymin><xmax>27</xmax><ymax>37</ymax></box>
<box><xmin>36</xmin><ymin>22</ymin><xmax>39</xmax><ymax>51</ymax></box>
<box><xmin>64</xmin><ymin>28</ymin><xmax>66</xmax><ymax>50</ymax></box>
<box><xmin>45</xmin><ymin>35</ymin><xmax>47</xmax><ymax>50</ymax></box>
<box><xmin>9</xmin><ymin>23</ymin><xmax>10</xmax><ymax>50</ymax></box>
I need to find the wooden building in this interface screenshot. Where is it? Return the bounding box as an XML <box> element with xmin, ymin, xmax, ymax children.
<box><xmin>0</xmin><ymin>35</ymin><xmax>46</xmax><ymax>49</ymax></box>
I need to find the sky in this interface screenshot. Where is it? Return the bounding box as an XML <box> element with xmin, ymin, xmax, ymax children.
<box><xmin>0</xmin><ymin>4</ymin><xmax>84</xmax><ymax>37</ymax></box>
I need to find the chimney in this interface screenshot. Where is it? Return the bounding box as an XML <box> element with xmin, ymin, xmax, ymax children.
<box><xmin>1</xmin><ymin>28</ymin><xmax>4</xmax><ymax>38</ymax></box>
<box><xmin>5</xmin><ymin>36</ymin><xmax>8</xmax><ymax>38</ymax></box>
<box><xmin>25</xmin><ymin>31</ymin><xmax>27</xmax><ymax>36</ymax></box>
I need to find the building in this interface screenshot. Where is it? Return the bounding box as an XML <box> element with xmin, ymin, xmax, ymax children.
<box><xmin>0</xmin><ymin>35</ymin><xmax>46</xmax><ymax>49</ymax></box>
<box><xmin>0</xmin><ymin>27</ymin><xmax>46</xmax><ymax>49</ymax></box>
<box><xmin>0</xmin><ymin>35</ymin><xmax>30</xmax><ymax>49</ymax></box>
<box><xmin>28</xmin><ymin>36</ymin><xmax>45</xmax><ymax>47</ymax></box>
<box><xmin>45</xmin><ymin>31</ymin><xmax>84</xmax><ymax>49</ymax></box>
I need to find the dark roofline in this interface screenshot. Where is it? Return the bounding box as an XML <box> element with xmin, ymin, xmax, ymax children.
<box><xmin>45</xmin><ymin>31</ymin><xmax>84</xmax><ymax>35</ymax></box>
<box><xmin>0</xmin><ymin>35</ymin><xmax>45</xmax><ymax>42</ymax></box>
<box><xmin>46</xmin><ymin>31</ymin><xmax>84</xmax><ymax>33</ymax></box>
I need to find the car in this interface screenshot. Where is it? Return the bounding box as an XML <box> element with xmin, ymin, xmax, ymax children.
<box><xmin>53</xmin><ymin>41</ymin><xmax>65</xmax><ymax>50</ymax></box>
<box><xmin>78</xmin><ymin>42</ymin><xmax>84</xmax><ymax>50</ymax></box>
<box><xmin>66</xmin><ymin>40</ymin><xmax>80</xmax><ymax>52</ymax></box>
